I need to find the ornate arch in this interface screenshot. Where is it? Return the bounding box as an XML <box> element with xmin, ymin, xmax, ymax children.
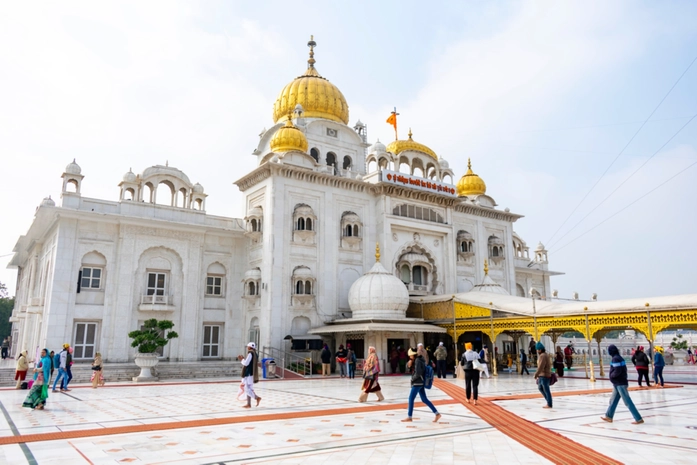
<box><xmin>392</xmin><ymin>241</ymin><xmax>440</xmax><ymax>294</ymax></box>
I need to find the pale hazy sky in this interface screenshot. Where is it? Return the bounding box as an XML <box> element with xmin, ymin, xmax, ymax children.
<box><xmin>1</xmin><ymin>1</ymin><xmax>696</xmax><ymax>300</ymax></box>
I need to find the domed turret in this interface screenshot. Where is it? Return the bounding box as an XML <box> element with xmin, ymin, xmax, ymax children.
<box><xmin>40</xmin><ymin>196</ymin><xmax>55</xmax><ymax>207</ymax></box>
<box><xmin>123</xmin><ymin>169</ymin><xmax>136</xmax><ymax>183</ymax></box>
<box><xmin>457</xmin><ymin>158</ymin><xmax>487</xmax><ymax>196</ymax></box>
<box><xmin>193</xmin><ymin>182</ymin><xmax>204</xmax><ymax>194</ymax></box>
<box><xmin>439</xmin><ymin>157</ymin><xmax>449</xmax><ymax>169</ymax></box>
<box><xmin>348</xmin><ymin>244</ymin><xmax>410</xmax><ymax>319</ymax></box>
<box><xmin>65</xmin><ymin>159</ymin><xmax>81</xmax><ymax>175</ymax></box>
<box><xmin>272</xmin><ymin>36</ymin><xmax>349</xmax><ymax>125</ymax></box>
<box><xmin>369</xmin><ymin>139</ymin><xmax>386</xmax><ymax>154</ymax></box>
<box><xmin>386</xmin><ymin>129</ymin><xmax>437</xmax><ymax>160</ymax></box>
<box><xmin>269</xmin><ymin>119</ymin><xmax>309</xmax><ymax>153</ymax></box>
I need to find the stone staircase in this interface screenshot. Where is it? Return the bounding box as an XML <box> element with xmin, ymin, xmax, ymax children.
<box><xmin>0</xmin><ymin>361</ymin><xmax>242</xmax><ymax>386</ymax></box>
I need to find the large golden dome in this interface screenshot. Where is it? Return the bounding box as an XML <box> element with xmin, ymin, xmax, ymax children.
<box><xmin>270</xmin><ymin>119</ymin><xmax>308</xmax><ymax>153</ymax></box>
<box><xmin>457</xmin><ymin>159</ymin><xmax>487</xmax><ymax>196</ymax></box>
<box><xmin>272</xmin><ymin>37</ymin><xmax>349</xmax><ymax>125</ymax></box>
<box><xmin>386</xmin><ymin>129</ymin><xmax>438</xmax><ymax>160</ymax></box>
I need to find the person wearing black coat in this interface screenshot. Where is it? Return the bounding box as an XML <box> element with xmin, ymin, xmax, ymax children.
<box><xmin>601</xmin><ymin>344</ymin><xmax>643</xmax><ymax>424</ymax></box>
<box><xmin>401</xmin><ymin>348</ymin><xmax>440</xmax><ymax>423</ymax></box>
<box><xmin>631</xmin><ymin>346</ymin><xmax>651</xmax><ymax>387</ymax></box>
<box><xmin>320</xmin><ymin>344</ymin><xmax>332</xmax><ymax>376</ymax></box>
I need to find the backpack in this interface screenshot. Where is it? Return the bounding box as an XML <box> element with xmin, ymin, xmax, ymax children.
<box><xmin>54</xmin><ymin>352</ymin><xmax>61</xmax><ymax>368</ymax></box>
<box><xmin>423</xmin><ymin>363</ymin><xmax>434</xmax><ymax>389</ymax></box>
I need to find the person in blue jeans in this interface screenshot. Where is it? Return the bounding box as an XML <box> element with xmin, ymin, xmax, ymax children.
<box><xmin>653</xmin><ymin>346</ymin><xmax>665</xmax><ymax>388</ymax></box>
<box><xmin>52</xmin><ymin>343</ymin><xmax>70</xmax><ymax>392</ymax></box>
<box><xmin>402</xmin><ymin>348</ymin><xmax>441</xmax><ymax>423</ymax></box>
<box><xmin>601</xmin><ymin>344</ymin><xmax>644</xmax><ymax>424</ymax></box>
<box><xmin>533</xmin><ymin>342</ymin><xmax>553</xmax><ymax>408</ymax></box>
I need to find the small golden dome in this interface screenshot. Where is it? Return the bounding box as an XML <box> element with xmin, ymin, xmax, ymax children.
<box><xmin>272</xmin><ymin>37</ymin><xmax>349</xmax><ymax>125</ymax></box>
<box><xmin>457</xmin><ymin>159</ymin><xmax>487</xmax><ymax>196</ymax></box>
<box><xmin>385</xmin><ymin>129</ymin><xmax>438</xmax><ymax>160</ymax></box>
<box><xmin>270</xmin><ymin>119</ymin><xmax>309</xmax><ymax>153</ymax></box>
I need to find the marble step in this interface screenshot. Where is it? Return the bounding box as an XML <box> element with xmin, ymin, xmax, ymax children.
<box><xmin>1</xmin><ymin>361</ymin><xmax>242</xmax><ymax>385</ymax></box>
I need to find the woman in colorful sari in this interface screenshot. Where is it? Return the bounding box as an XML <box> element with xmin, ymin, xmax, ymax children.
<box><xmin>358</xmin><ymin>346</ymin><xmax>384</xmax><ymax>402</ymax></box>
<box><xmin>91</xmin><ymin>352</ymin><xmax>104</xmax><ymax>388</ymax></box>
<box><xmin>23</xmin><ymin>348</ymin><xmax>50</xmax><ymax>410</ymax></box>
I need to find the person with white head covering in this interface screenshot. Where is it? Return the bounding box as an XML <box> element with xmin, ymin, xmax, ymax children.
<box><xmin>434</xmin><ymin>342</ymin><xmax>448</xmax><ymax>379</ymax></box>
<box><xmin>237</xmin><ymin>342</ymin><xmax>261</xmax><ymax>408</ymax></box>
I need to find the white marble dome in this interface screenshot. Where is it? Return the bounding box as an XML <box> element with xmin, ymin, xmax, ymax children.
<box><xmin>348</xmin><ymin>261</ymin><xmax>410</xmax><ymax>319</ymax></box>
<box><xmin>65</xmin><ymin>159</ymin><xmax>81</xmax><ymax>175</ymax></box>
<box><xmin>40</xmin><ymin>196</ymin><xmax>55</xmax><ymax>207</ymax></box>
<box><xmin>123</xmin><ymin>169</ymin><xmax>136</xmax><ymax>183</ymax></box>
<box><xmin>193</xmin><ymin>182</ymin><xmax>205</xmax><ymax>194</ymax></box>
<box><xmin>439</xmin><ymin>157</ymin><xmax>449</xmax><ymax>169</ymax></box>
<box><xmin>369</xmin><ymin>139</ymin><xmax>386</xmax><ymax>154</ymax></box>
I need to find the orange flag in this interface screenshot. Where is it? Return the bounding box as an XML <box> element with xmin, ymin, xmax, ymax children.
<box><xmin>386</xmin><ymin>112</ymin><xmax>397</xmax><ymax>129</ymax></box>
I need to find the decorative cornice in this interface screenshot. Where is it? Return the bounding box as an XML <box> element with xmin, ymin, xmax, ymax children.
<box><xmin>455</xmin><ymin>203</ymin><xmax>523</xmax><ymax>223</ymax></box>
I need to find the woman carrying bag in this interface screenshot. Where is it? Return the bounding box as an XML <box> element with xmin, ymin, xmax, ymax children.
<box><xmin>460</xmin><ymin>343</ymin><xmax>483</xmax><ymax>405</ymax></box>
<box><xmin>91</xmin><ymin>352</ymin><xmax>105</xmax><ymax>388</ymax></box>
<box><xmin>359</xmin><ymin>346</ymin><xmax>384</xmax><ymax>402</ymax></box>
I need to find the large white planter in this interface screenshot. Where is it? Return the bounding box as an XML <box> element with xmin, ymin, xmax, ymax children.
<box><xmin>133</xmin><ymin>353</ymin><xmax>160</xmax><ymax>382</ymax></box>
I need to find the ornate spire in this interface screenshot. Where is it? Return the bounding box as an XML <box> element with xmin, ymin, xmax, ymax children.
<box><xmin>375</xmin><ymin>243</ymin><xmax>381</xmax><ymax>263</ymax></box>
<box><xmin>407</xmin><ymin>128</ymin><xmax>413</xmax><ymax>140</ymax></box>
<box><xmin>307</xmin><ymin>35</ymin><xmax>316</xmax><ymax>69</ymax></box>
<box><xmin>467</xmin><ymin>158</ymin><xmax>472</xmax><ymax>171</ymax></box>
<box><xmin>484</xmin><ymin>259</ymin><xmax>489</xmax><ymax>276</ymax></box>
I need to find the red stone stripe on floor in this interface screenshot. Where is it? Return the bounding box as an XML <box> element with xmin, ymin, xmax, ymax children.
<box><xmin>434</xmin><ymin>379</ymin><xmax>623</xmax><ymax>465</ymax></box>
<box><xmin>485</xmin><ymin>384</ymin><xmax>680</xmax><ymax>401</ymax></box>
<box><xmin>0</xmin><ymin>399</ymin><xmax>457</xmax><ymax>445</ymax></box>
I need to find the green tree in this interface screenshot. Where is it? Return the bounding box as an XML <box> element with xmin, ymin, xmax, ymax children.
<box><xmin>671</xmin><ymin>334</ymin><xmax>688</xmax><ymax>351</ymax></box>
<box><xmin>0</xmin><ymin>282</ymin><xmax>14</xmax><ymax>340</ymax></box>
<box><xmin>128</xmin><ymin>319</ymin><xmax>179</xmax><ymax>354</ymax></box>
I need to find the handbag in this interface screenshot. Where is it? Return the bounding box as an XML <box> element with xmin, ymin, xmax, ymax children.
<box><xmin>550</xmin><ymin>372</ymin><xmax>558</xmax><ymax>386</ymax></box>
<box><xmin>473</xmin><ymin>358</ymin><xmax>484</xmax><ymax>371</ymax></box>
<box><xmin>363</xmin><ymin>371</ymin><xmax>374</xmax><ymax>380</ymax></box>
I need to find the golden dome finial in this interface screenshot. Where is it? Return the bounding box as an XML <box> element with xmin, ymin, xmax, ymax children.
<box><xmin>375</xmin><ymin>243</ymin><xmax>381</xmax><ymax>263</ymax></box>
<box><xmin>408</xmin><ymin>128</ymin><xmax>413</xmax><ymax>140</ymax></box>
<box><xmin>307</xmin><ymin>35</ymin><xmax>316</xmax><ymax>69</ymax></box>
<box><xmin>484</xmin><ymin>259</ymin><xmax>489</xmax><ymax>276</ymax></box>
<box><xmin>457</xmin><ymin>158</ymin><xmax>487</xmax><ymax>196</ymax></box>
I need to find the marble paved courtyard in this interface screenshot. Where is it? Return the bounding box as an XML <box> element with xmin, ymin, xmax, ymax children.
<box><xmin>0</xmin><ymin>372</ymin><xmax>696</xmax><ymax>465</ymax></box>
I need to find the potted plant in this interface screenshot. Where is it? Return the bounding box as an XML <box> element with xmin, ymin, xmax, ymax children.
<box><xmin>128</xmin><ymin>318</ymin><xmax>178</xmax><ymax>381</ymax></box>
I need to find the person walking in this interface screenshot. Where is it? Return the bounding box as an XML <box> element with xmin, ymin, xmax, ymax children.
<box><xmin>534</xmin><ymin>342</ymin><xmax>553</xmax><ymax>409</ymax></box>
<box><xmin>61</xmin><ymin>347</ymin><xmax>74</xmax><ymax>391</ymax></box>
<box><xmin>91</xmin><ymin>352</ymin><xmax>104</xmax><ymax>388</ymax></box>
<box><xmin>554</xmin><ymin>346</ymin><xmax>565</xmax><ymax>377</ymax></box>
<box><xmin>564</xmin><ymin>344</ymin><xmax>574</xmax><ymax>370</ymax></box>
<box><xmin>653</xmin><ymin>346</ymin><xmax>665</xmax><ymax>388</ymax></box>
<box><xmin>237</xmin><ymin>342</ymin><xmax>261</xmax><ymax>408</ymax></box>
<box><xmin>478</xmin><ymin>345</ymin><xmax>490</xmax><ymax>378</ymax></box>
<box><xmin>1</xmin><ymin>338</ymin><xmax>8</xmax><ymax>360</ymax></box>
<box><xmin>320</xmin><ymin>343</ymin><xmax>332</xmax><ymax>376</ymax></box>
<box><xmin>335</xmin><ymin>344</ymin><xmax>348</xmax><ymax>378</ymax></box>
<box><xmin>52</xmin><ymin>344</ymin><xmax>70</xmax><ymax>392</ymax></box>
<box><xmin>22</xmin><ymin>348</ymin><xmax>51</xmax><ymax>410</ymax></box>
<box><xmin>347</xmin><ymin>344</ymin><xmax>357</xmax><ymax>379</ymax></box>
<box><xmin>359</xmin><ymin>346</ymin><xmax>384</xmax><ymax>402</ymax></box>
<box><xmin>434</xmin><ymin>342</ymin><xmax>447</xmax><ymax>379</ymax></box>
<box><xmin>49</xmin><ymin>350</ymin><xmax>55</xmax><ymax>381</ymax></box>
<box><xmin>402</xmin><ymin>348</ymin><xmax>441</xmax><ymax>423</ymax></box>
<box><xmin>519</xmin><ymin>349</ymin><xmax>530</xmax><ymax>375</ymax></box>
<box><xmin>15</xmin><ymin>350</ymin><xmax>29</xmax><ymax>389</ymax></box>
<box><xmin>631</xmin><ymin>346</ymin><xmax>651</xmax><ymax>387</ymax></box>
<box><xmin>601</xmin><ymin>344</ymin><xmax>644</xmax><ymax>424</ymax></box>
<box><xmin>461</xmin><ymin>343</ymin><xmax>482</xmax><ymax>405</ymax></box>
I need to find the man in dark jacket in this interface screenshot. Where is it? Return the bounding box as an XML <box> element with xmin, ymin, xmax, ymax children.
<box><xmin>320</xmin><ymin>344</ymin><xmax>331</xmax><ymax>376</ymax></box>
<box><xmin>601</xmin><ymin>344</ymin><xmax>643</xmax><ymax>424</ymax></box>
<box><xmin>631</xmin><ymin>346</ymin><xmax>651</xmax><ymax>387</ymax></box>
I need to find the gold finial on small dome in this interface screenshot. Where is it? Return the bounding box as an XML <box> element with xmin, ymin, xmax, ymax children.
<box><xmin>457</xmin><ymin>158</ymin><xmax>487</xmax><ymax>197</ymax></box>
<box><xmin>375</xmin><ymin>243</ymin><xmax>381</xmax><ymax>263</ymax></box>
<box><xmin>484</xmin><ymin>259</ymin><xmax>489</xmax><ymax>276</ymax></box>
<box><xmin>408</xmin><ymin>128</ymin><xmax>413</xmax><ymax>140</ymax></box>
<box><xmin>307</xmin><ymin>35</ymin><xmax>316</xmax><ymax>69</ymax></box>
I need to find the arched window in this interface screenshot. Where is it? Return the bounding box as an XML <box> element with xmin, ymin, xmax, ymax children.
<box><xmin>295</xmin><ymin>280</ymin><xmax>304</xmax><ymax>294</ymax></box>
<box><xmin>352</xmin><ymin>225</ymin><xmax>359</xmax><ymax>236</ymax></box>
<box><xmin>326</xmin><ymin>152</ymin><xmax>337</xmax><ymax>167</ymax></box>
<box><xmin>367</xmin><ymin>159</ymin><xmax>377</xmax><ymax>173</ymax></box>
<box><xmin>304</xmin><ymin>280</ymin><xmax>312</xmax><ymax>294</ymax></box>
<box><xmin>345</xmin><ymin>225</ymin><xmax>353</xmax><ymax>237</ymax></box>
<box><xmin>206</xmin><ymin>262</ymin><xmax>226</xmax><ymax>297</ymax></box>
<box><xmin>310</xmin><ymin>148</ymin><xmax>320</xmax><ymax>162</ymax></box>
<box><xmin>343</xmin><ymin>156</ymin><xmax>352</xmax><ymax>170</ymax></box>
<box><xmin>492</xmin><ymin>247</ymin><xmax>499</xmax><ymax>257</ymax></box>
<box><xmin>251</xmin><ymin>219</ymin><xmax>258</xmax><ymax>232</ymax></box>
<box><xmin>306</xmin><ymin>218</ymin><xmax>313</xmax><ymax>230</ymax></box>
<box><xmin>124</xmin><ymin>188</ymin><xmax>134</xmax><ymax>201</ymax></box>
<box><xmin>413</xmin><ymin>266</ymin><xmax>427</xmax><ymax>286</ymax></box>
<box><xmin>248</xmin><ymin>281</ymin><xmax>257</xmax><ymax>296</ymax></box>
<box><xmin>400</xmin><ymin>264</ymin><xmax>411</xmax><ymax>283</ymax></box>
<box><xmin>297</xmin><ymin>217</ymin><xmax>305</xmax><ymax>230</ymax></box>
